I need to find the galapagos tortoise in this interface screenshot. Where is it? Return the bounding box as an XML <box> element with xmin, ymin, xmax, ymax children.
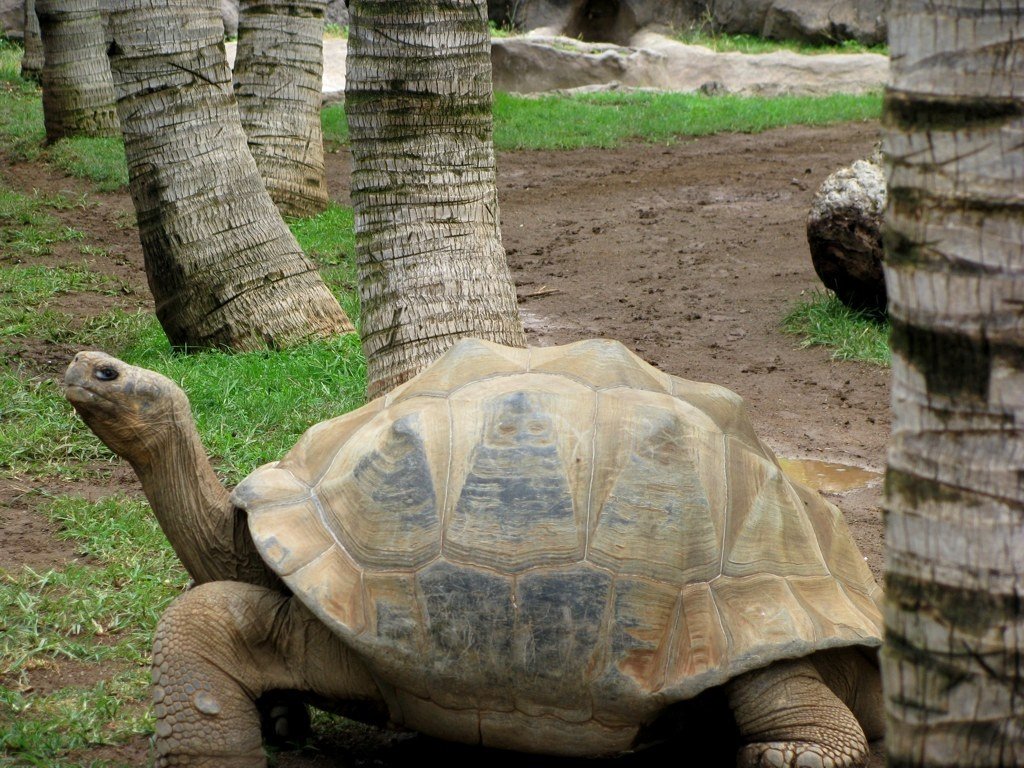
<box><xmin>64</xmin><ymin>337</ymin><xmax>884</xmax><ymax>768</ymax></box>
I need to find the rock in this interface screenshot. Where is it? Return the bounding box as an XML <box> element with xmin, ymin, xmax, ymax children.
<box><xmin>491</xmin><ymin>32</ymin><xmax>888</xmax><ymax>96</ymax></box>
<box><xmin>762</xmin><ymin>0</ymin><xmax>886</xmax><ymax>46</ymax></box>
<box><xmin>707</xmin><ymin>0</ymin><xmax>774</xmax><ymax>36</ymax></box>
<box><xmin>326</xmin><ymin>0</ymin><xmax>348</xmax><ymax>27</ymax></box>
<box><xmin>222</xmin><ymin>0</ymin><xmax>238</xmax><ymax>38</ymax></box>
<box><xmin>490</xmin><ymin>1</ymin><xmax>694</xmax><ymax>43</ymax></box>
<box><xmin>806</xmin><ymin>157</ymin><xmax>887</xmax><ymax>315</ymax></box>
<box><xmin>1</xmin><ymin>0</ymin><xmax>23</xmax><ymax>39</ymax></box>
<box><xmin>488</xmin><ymin>0</ymin><xmax>886</xmax><ymax>44</ymax></box>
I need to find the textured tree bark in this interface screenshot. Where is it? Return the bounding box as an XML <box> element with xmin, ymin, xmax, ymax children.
<box><xmin>21</xmin><ymin>0</ymin><xmax>45</xmax><ymax>83</ymax></box>
<box><xmin>882</xmin><ymin>1</ymin><xmax>1024</xmax><ymax>765</ymax></box>
<box><xmin>107</xmin><ymin>0</ymin><xmax>354</xmax><ymax>351</ymax></box>
<box><xmin>347</xmin><ymin>0</ymin><xmax>526</xmax><ymax>398</ymax></box>
<box><xmin>36</xmin><ymin>0</ymin><xmax>119</xmax><ymax>142</ymax></box>
<box><xmin>233</xmin><ymin>0</ymin><xmax>329</xmax><ymax>218</ymax></box>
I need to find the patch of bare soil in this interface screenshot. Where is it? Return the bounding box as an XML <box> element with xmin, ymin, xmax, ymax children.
<box><xmin>1</xmin><ymin>119</ymin><xmax>887</xmax><ymax>766</ymax></box>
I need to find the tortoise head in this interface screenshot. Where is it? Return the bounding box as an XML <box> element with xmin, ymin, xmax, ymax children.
<box><xmin>64</xmin><ymin>351</ymin><xmax>192</xmax><ymax>469</ymax></box>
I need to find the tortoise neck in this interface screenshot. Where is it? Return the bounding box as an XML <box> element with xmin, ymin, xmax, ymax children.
<box><xmin>133</xmin><ymin>419</ymin><xmax>283</xmax><ymax>591</ymax></box>
<box><xmin>133</xmin><ymin>421</ymin><xmax>234</xmax><ymax>585</ymax></box>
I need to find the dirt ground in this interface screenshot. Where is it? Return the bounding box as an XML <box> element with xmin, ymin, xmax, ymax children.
<box><xmin>1</xmin><ymin>119</ymin><xmax>888</xmax><ymax>766</ymax></box>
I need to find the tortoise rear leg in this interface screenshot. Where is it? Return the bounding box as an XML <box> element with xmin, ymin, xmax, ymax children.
<box><xmin>725</xmin><ymin>657</ymin><xmax>870</xmax><ymax>768</ymax></box>
<box><xmin>151</xmin><ymin>581</ymin><xmax>382</xmax><ymax>767</ymax></box>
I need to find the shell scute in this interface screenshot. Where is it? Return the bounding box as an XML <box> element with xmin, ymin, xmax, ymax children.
<box><xmin>666</xmin><ymin>582</ymin><xmax>731</xmax><ymax>689</ymax></box>
<box><xmin>289</xmin><ymin>544</ymin><xmax>366</xmax><ymax>637</ymax></box>
<box><xmin>721</xmin><ymin>441</ymin><xmax>829</xmax><ymax>579</ymax></box>
<box><xmin>510</xmin><ymin>565</ymin><xmax>611</xmax><ymax>710</ymax></box>
<box><xmin>529</xmin><ymin>338</ymin><xmax>673</xmax><ymax>394</ymax></box>
<box><xmin>276</xmin><ymin>399</ymin><xmax>387</xmax><ymax>486</ymax></box>
<box><xmin>597</xmin><ymin>576</ymin><xmax>683</xmax><ymax>705</ymax></box>
<box><xmin>711</xmin><ymin>574</ymin><xmax>818</xmax><ymax>657</ymax></box>
<box><xmin>415</xmin><ymin>559</ymin><xmax>516</xmax><ymax>709</ymax></box>
<box><xmin>317</xmin><ymin>401</ymin><xmax>446</xmax><ymax>570</ymax></box>
<box><xmin>248</xmin><ymin>497</ymin><xmax>335</xmax><ymax>577</ymax></box>
<box><xmin>443</xmin><ymin>381</ymin><xmax>593</xmax><ymax>571</ymax></box>
<box><xmin>587</xmin><ymin>390</ymin><xmax>725</xmax><ymax>583</ymax></box>
<box><xmin>387</xmin><ymin>337</ymin><xmax>530</xmax><ymax>405</ymax></box>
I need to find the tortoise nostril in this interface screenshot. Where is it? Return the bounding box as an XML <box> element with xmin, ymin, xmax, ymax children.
<box><xmin>95</xmin><ymin>366</ymin><xmax>120</xmax><ymax>381</ymax></box>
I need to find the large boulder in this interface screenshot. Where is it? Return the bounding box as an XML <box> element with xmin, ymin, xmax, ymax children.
<box><xmin>488</xmin><ymin>0</ymin><xmax>887</xmax><ymax>45</ymax></box>
<box><xmin>491</xmin><ymin>33</ymin><xmax>888</xmax><ymax>96</ymax></box>
<box><xmin>1</xmin><ymin>0</ymin><xmax>22</xmax><ymax>38</ymax></box>
<box><xmin>490</xmin><ymin>0</ymin><xmax>706</xmax><ymax>43</ymax></box>
<box><xmin>762</xmin><ymin>0</ymin><xmax>886</xmax><ymax>46</ymax></box>
<box><xmin>326</xmin><ymin>0</ymin><xmax>348</xmax><ymax>27</ymax></box>
<box><xmin>706</xmin><ymin>0</ymin><xmax>773</xmax><ymax>36</ymax></box>
<box><xmin>806</xmin><ymin>156</ymin><xmax>887</xmax><ymax>315</ymax></box>
<box><xmin>222</xmin><ymin>0</ymin><xmax>238</xmax><ymax>38</ymax></box>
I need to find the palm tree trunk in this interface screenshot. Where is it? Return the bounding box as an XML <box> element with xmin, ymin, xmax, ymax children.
<box><xmin>36</xmin><ymin>0</ymin><xmax>119</xmax><ymax>142</ymax></box>
<box><xmin>882</xmin><ymin>1</ymin><xmax>1024</xmax><ymax>764</ymax></box>
<box><xmin>107</xmin><ymin>0</ymin><xmax>354</xmax><ymax>351</ymax></box>
<box><xmin>21</xmin><ymin>0</ymin><xmax>44</xmax><ymax>83</ymax></box>
<box><xmin>346</xmin><ymin>0</ymin><xmax>525</xmax><ymax>398</ymax></box>
<box><xmin>233</xmin><ymin>0</ymin><xmax>329</xmax><ymax>218</ymax></box>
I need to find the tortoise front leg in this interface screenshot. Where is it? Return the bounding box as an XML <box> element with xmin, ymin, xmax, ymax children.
<box><xmin>725</xmin><ymin>657</ymin><xmax>870</xmax><ymax>768</ymax></box>
<box><xmin>151</xmin><ymin>581</ymin><xmax>382</xmax><ymax>767</ymax></box>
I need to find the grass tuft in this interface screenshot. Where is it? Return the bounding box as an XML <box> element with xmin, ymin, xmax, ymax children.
<box><xmin>782</xmin><ymin>290</ymin><xmax>890</xmax><ymax>365</ymax></box>
<box><xmin>0</xmin><ymin>495</ymin><xmax>185</xmax><ymax>674</ymax></box>
<box><xmin>0</xmin><ymin>187</ymin><xmax>87</xmax><ymax>257</ymax></box>
<box><xmin>288</xmin><ymin>203</ymin><xmax>361</xmax><ymax>328</ymax></box>
<box><xmin>48</xmin><ymin>137</ymin><xmax>130</xmax><ymax>191</ymax></box>
<box><xmin>0</xmin><ymin>494</ymin><xmax>174</xmax><ymax>763</ymax></box>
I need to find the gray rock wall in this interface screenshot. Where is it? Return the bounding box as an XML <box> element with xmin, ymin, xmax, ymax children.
<box><xmin>2</xmin><ymin>0</ymin><xmax>24</xmax><ymax>38</ymax></box>
<box><xmin>489</xmin><ymin>0</ymin><xmax>886</xmax><ymax>45</ymax></box>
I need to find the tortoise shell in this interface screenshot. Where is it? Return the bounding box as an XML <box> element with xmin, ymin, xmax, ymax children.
<box><xmin>232</xmin><ymin>338</ymin><xmax>882</xmax><ymax>755</ymax></box>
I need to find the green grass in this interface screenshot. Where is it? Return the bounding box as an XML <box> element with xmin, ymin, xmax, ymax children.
<box><xmin>493</xmin><ymin>90</ymin><xmax>881</xmax><ymax>149</ymax></box>
<box><xmin>288</xmin><ymin>203</ymin><xmax>361</xmax><ymax>328</ymax></box>
<box><xmin>782</xmin><ymin>290</ymin><xmax>890</xmax><ymax>365</ymax></box>
<box><xmin>321</xmin><ymin>103</ymin><xmax>349</xmax><ymax>147</ymax></box>
<box><xmin>0</xmin><ymin>494</ymin><xmax>180</xmax><ymax>763</ymax></box>
<box><xmin>0</xmin><ymin>673</ymin><xmax>152</xmax><ymax>765</ymax></box>
<box><xmin>0</xmin><ymin>38</ymin><xmax>26</xmax><ymax>82</ymax></box>
<box><xmin>0</xmin><ymin>263</ymin><xmax>124</xmax><ymax>345</ymax></box>
<box><xmin>0</xmin><ymin>44</ymin><xmax>127</xmax><ymax>188</ymax></box>
<box><xmin>322</xmin><ymin>91</ymin><xmax>881</xmax><ymax>151</ymax></box>
<box><xmin>0</xmin><ymin>495</ymin><xmax>185</xmax><ymax>675</ymax></box>
<box><xmin>0</xmin><ymin>187</ymin><xmax>87</xmax><ymax>257</ymax></box>
<box><xmin>669</xmin><ymin>27</ymin><xmax>888</xmax><ymax>55</ymax></box>
<box><xmin>48</xmin><ymin>137</ymin><xmax>129</xmax><ymax>191</ymax></box>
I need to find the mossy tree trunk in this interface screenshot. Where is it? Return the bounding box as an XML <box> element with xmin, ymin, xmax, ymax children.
<box><xmin>346</xmin><ymin>0</ymin><xmax>526</xmax><ymax>398</ymax></box>
<box><xmin>233</xmin><ymin>0</ymin><xmax>329</xmax><ymax>218</ymax></box>
<box><xmin>882</xmin><ymin>0</ymin><xmax>1024</xmax><ymax>764</ymax></box>
<box><xmin>36</xmin><ymin>0</ymin><xmax>119</xmax><ymax>142</ymax></box>
<box><xmin>107</xmin><ymin>0</ymin><xmax>354</xmax><ymax>351</ymax></box>
<box><xmin>21</xmin><ymin>0</ymin><xmax>44</xmax><ymax>83</ymax></box>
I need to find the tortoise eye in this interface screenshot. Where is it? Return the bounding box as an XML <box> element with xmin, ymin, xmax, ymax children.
<box><xmin>95</xmin><ymin>366</ymin><xmax>119</xmax><ymax>381</ymax></box>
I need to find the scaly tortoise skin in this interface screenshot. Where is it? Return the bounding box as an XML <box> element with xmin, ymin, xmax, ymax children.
<box><xmin>65</xmin><ymin>337</ymin><xmax>884</xmax><ymax>767</ymax></box>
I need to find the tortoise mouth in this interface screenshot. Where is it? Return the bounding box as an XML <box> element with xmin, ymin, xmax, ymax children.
<box><xmin>64</xmin><ymin>382</ymin><xmax>112</xmax><ymax>409</ymax></box>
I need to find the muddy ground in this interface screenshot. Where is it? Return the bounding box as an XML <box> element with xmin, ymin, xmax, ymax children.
<box><xmin>0</xmin><ymin>119</ymin><xmax>888</xmax><ymax>766</ymax></box>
